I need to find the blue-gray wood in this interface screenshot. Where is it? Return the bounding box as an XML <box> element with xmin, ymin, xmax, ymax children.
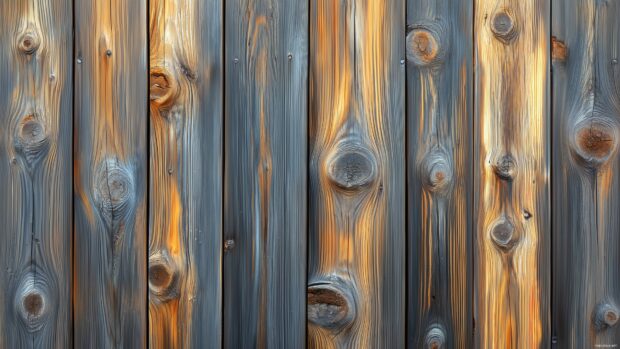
<box><xmin>552</xmin><ymin>0</ymin><xmax>620</xmax><ymax>347</ymax></box>
<box><xmin>148</xmin><ymin>0</ymin><xmax>223</xmax><ymax>347</ymax></box>
<box><xmin>74</xmin><ymin>0</ymin><xmax>148</xmax><ymax>347</ymax></box>
<box><xmin>0</xmin><ymin>0</ymin><xmax>72</xmax><ymax>347</ymax></box>
<box><xmin>223</xmin><ymin>0</ymin><xmax>308</xmax><ymax>347</ymax></box>
<box><xmin>406</xmin><ymin>0</ymin><xmax>472</xmax><ymax>347</ymax></box>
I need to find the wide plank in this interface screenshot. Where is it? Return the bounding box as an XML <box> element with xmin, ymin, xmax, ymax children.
<box><xmin>552</xmin><ymin>0</ymin><xmax>620</xmax><ymax>347</ymax></box>
<box><xmin>148</xmin><ymin>0</ymin><xmax>223</xmax><ymax>347</ymax></box>
<box><xmin>473</xmin><ymin>0</ymin><xmax>550</xmax><ymax>347</ymax></box>
<box><xmin>406</xmin><ymin>0</ymin><xmax>473</xmax><ymax>347</ymax></box>
<box><xmin>308</xmin><ymin>0</ymin><xmax>406</xmax><ymax>347</ymax></box>
<box><xmin>0</xmin><ymin>0</ymin><xmax>72</xmax><ymax>347</ymax></box>
<box><xmin>74</xmin><ymin>0</ymin><xmax>148</xmax><ymax>347</ymax></box>
<box><xmin>223</xmin><ymin>0</ymin><xmax>308</xmax><ymax>347</ymax></box>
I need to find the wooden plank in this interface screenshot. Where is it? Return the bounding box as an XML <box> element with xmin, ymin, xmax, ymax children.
<box><xmin>74</xmin><ymin>1</ymin><xmax>147</xmax><ymax>347</ymax></box>
<box><xmin>473</xmin><ymin>0</ymin><xmax>550</xmax><ymax>347</ymax></box>
<box><xmin>406</xmin><ymin>0</ymin><xmax>472</xmax><ymax>347</ymax></box>
<box><xmin>307</xmin><ymin>0</ymin><xmax>405</xmax><ymax>347</ymax></box>
<box><xmin>0</xmin><ymin>1</ymin><xmax>72</xmax><ymax>347</ymax></box>
<box><xmin>552</xmin><ymin>0</ymin><xmax>620</xmax><ymax>347</ymax></box>
<box><xmin>148</xmin><ymin>0</ymin><xmax>223</xmax><ymax>347</ymax></box>
<box><xmin>223</xmin><ymin>0</ymin><xmax>308</xmax><ymax>346</ymax></box>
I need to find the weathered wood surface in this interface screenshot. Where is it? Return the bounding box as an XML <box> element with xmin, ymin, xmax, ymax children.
<box><xmin>148</xmin><ymin>0</ymin><xmax>223</xmax><ymax>348</ymax></box>
<box><xmin>223</xmin><ymin>0</ymin><xmax>308</xmax><ymax>347</ymax></box>
<box><xmin>406</xmin><ymin>0</ymin><xmax>472</xmax><ymax>347</ymax></box>
<box><xmin>74</xmin><ymin>0</ymin><xmax>147</xmax><ymax>347</ymax></box>
<box><xmin>0</xmin><ymin>0</ymin><xmax>72</xmax><ymax>347</ymax></box>
<box><xmin>474</xmin><ymin>0</ymin><xmax>550</xmax><ymax>347</ymax></box>
<box><xmin>308</xmin><ymin>0</ymin><xmax>405</xmax><ymax>347</ymax></box>
<box><xmin>552</xmin><ymin>0</ymin><xmax>620</xmax><ymax>347</ymax></box>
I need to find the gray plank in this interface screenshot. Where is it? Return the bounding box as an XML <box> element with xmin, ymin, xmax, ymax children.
<box><xmin>0</xmin><ymin>1</ymin><xmax>72</xmax><ymax>347</ymax></box>
<box><xmin>148</xmin><ymin>0</ymin><xmax>223</xmax><ymax>347</ymax></box>
<box><xmin>223</xmin><ymin>0</ymin><xmax>308</xmax><ymax>347</ymax></box>
<box><xmin>552</xmin><ymin>0</ymin><xmax>620</xmax><ymax>347</ymax></box>
<box><xmin>73</xmin><ymin>0</ymin><xmax>148</xmax><ymax>347</ymax></box>
<box><xmin>406</xmin><ymin>0</ymin><xmax>473</xmax><ymax>347</ymax></box>
<box><xmin>307</xmin><ymin>0</ymin><xmax>406</xmax><ymax>347</ymax></box>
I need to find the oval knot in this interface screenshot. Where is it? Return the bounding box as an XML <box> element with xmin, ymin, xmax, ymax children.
<box><xmin>326</xmin><ymin>142</ymin><xmax>377</xmax><ymax>191</ymax></box>
<box><xmin>491</xmin><ymin>10</ymin><xmax>518</xmax><ymax>43</ymax></box>
<box><xmin>307</xmin><ymin>277</ymin><xmax>356</xmax><ymax>330</ymax></box>
<box><xmin>571</xmin><ymin>117</ymin><xmax>618</xmax><ymax>169</ymax></box>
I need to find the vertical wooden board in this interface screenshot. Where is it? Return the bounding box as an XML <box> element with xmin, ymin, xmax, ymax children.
<box><xmin>74</xmin><ymin>0</ymin><xmax>147</xmax><ymax>347</ymax></box>
<box><xmin>149</xmin><ymin>0</ymin><xmax>223</xmax><ymax>347</ymax></box>
<box><xmin>474</xmin><ymin>0</ymin><xmax>550</xmax><ymax>347</ymax></box>
<box><xmin>406</xmin><ymin>0</ymin><xmax>472</xmax><ymax>347</ymax></box>
<box><xmin>0</xmin><ymin>0</ymin><xmax>72</xmax><ymax>347</ymax></box>
<box><xmin>223</xmin><ymin>0</ymin><xmax>308</xmax><ymax>347</ymax></box>
<box><xmin>308</xmin><ymin>0</ymin><xmax>405</xmax><ymax>347</ymax></box>
<box><xmin>552</xmin><ymin>0</ymin><xmax>620</xmax><ymax>347</ymax></box>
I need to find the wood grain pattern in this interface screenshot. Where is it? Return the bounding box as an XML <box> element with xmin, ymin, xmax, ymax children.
<box><xmin>0</xmin><ymin>0</ymin><xmax>72</xmax><ymax>347</ymax></box>
<box><xmin>74</xmin><ymin>1</ymin><xmax>147</xmax><ymax>347</ymax></box>
<box><xmin>474</xmin><ymin>0</ymin><xmax>550</xmax><ymax>347</ymax></box>
<box><xmin>552</xmin><ymin>0</ymin><xmax>620</xmax><ymax>347</ymax></box>
<box><xmin>406</xmin><ymin>0</ymin><xmax>472</xmax><ymax>347</ymax></box>
<box><xmin>223</xmin><ymin>0</ymin><xmax>308</xmax><ymax>347</ymax></box>
<box><xmin>148</xmin><ymin>0</ymin><xmax>223</xmax><ymax>347</ymax></box>
<box><xmin>308</xmin><ymin>0</ymin><xmax>405</xmax><ymax>347</ymax></box>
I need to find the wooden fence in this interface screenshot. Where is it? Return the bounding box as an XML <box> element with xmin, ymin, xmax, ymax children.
<box><xmin>0</xmin><ymin>0</ymin><xmax>619</xmax><ymax>348</ymax></box>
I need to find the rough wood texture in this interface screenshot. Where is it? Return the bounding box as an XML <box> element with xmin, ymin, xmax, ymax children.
<box><xmin>0</xmin><ymin>1</ymin><xmax>72</xmax><ymax>347</ymax></box>
<box><xmin>148</xmin><ymin>0</ymin><xmax>223</xmax><ymax>347</ymax></box>
<box><xmin>223</xmin><ymin>0</ymin><xmax>308</xmax><ymax>347</ymax></box>
<box><xmin>474</xmin><ymin>0</ymin><xmax>550</xmax><ymax>347</ymax></box>
<box><xmin>552</xmin><ymin>0</ymin><xmax>620</xmax><ymax>347</ymax></box>
<box><xmin>406</xmin><ymin>0</ymin><xmax>472</xmax><ymax>347</ymax></box>
<box><xmin>308</xmin><ymin>0</ymin><xmax>405</xmax><ymax>347</ymax></box>
<box><xmin>74</xmin><ymin>1</ymin><xmax>147</xmax><ymax>347</ymax></box>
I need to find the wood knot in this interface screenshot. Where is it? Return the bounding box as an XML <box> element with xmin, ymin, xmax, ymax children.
<box><xmin>420</xmin><ymin>150</ymin><xmax>453</xmax><ymax>194</ymax></box>
<box><xmin>492</xmin><ymin>154</ymin><xmax>517</xmax><ymax>181</ymax></box>
<box><xmin>326</xmin><ymin>142</ymin><xmax>377</xmax><ymax>191</ymax></box>
<box><xmin>150</xmin><ymin>66</ymin><xmax>178</xmax><ymax>108</ymax></box>
<box><xmin>15</xmin><ymin>276</ymin><xmax>49</xmax><ymax>332</ymax></box>
<box><xmin>491</xmin><ymin>10</ymin><xmax>518</xmax><ymax>43</ymax></box>
<box><xmin>307</xmin><ymin>279</ymin><xmax>356</xmax><ymax>330</ymax></box>
<box><xmin>93</xmin><ymin>158</ymin><xmax>135</xmax><ymax>226</ymax></box>
<box><xmin>490</xmin><ymin>217</ymin><xmax>519</xmax><ymax>252</ymax></box>
<box><xmin>149</xmin><ymin>252</ymin><xmax>179</xmax><ymax>301</ymax></box>
<box><xmin>406</xmin><ymin>22</ymin><xmax>445</xmax><ymax>67</ymax></box>
<box><xmin>571</xmin><ymin>118</ymin><xmax>618</xmax><ymax>169</ymax></box>
<box><xmin>424</xmin><ymin>324</ymin><xmax>446</xmax><ymax>349</ymax></box>
<box><xmin>593</xmin><ymin>302</ymin><xmax>619</xmax><ymax>331</ymax></box>
<box><xmin>17</xmin><ymin>30</ymin><xmax>40</xmax><ymax>55</ymax></box>
<box><xmin>552</xmin><ymin>36</ymin><xmax>567</xmax><ymax>62</ymax></box>
<box><xmin>224</xmin><ymin>239</ymin><xmax>236</xmax><ymax>252</ymax></box>
<box><xmin>14</xmin><ymin>113</ymin><xmax>50</xmax><ymax>169</ymax></box>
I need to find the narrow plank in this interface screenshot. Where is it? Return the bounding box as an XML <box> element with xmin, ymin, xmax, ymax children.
<box><xmin>0</xmin><ymin>1</ymin><xmax>72</xmax><ymax>347</ymax></box>
<box><xmin>473</xmin><ymin>0</ymin><xmax>550</xmax><ymax>347</ymax></box>
<box><xmin>74</xmin><ymin>0</ymin><xmax>147</xmax><ymax>347</ymax></box>
<box><xmin>223</xmin><ymin>0</ymin><xmax>308</xmax><ymax>346</ymax></box>
<box><xmin>307</xmin><ymin>0</ymin><xmax>405</xmax><ymax>347</ymax></box>
<box><xmin>406</xmin><ymin>0</ymin><xmax>472</xmax><ymax>347</ymax></box>
<box><xmin>552</xmin><ymin>0</ymin><xmax>620</xmax><ymax>347</ymax></box>
<box><xmin>149</xmin><ymin>0</ymin><xmax>223</xmax><ymax>347</ymax></box>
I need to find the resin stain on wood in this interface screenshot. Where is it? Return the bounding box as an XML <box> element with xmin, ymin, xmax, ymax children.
<box><xmin>308</xmin><ymin>0</ymin><xmax>405</xmax><ymax>347</ymax></box>
<box><xmin>0</xmin><ymin>0</ymin><xmax>72</xmax><ymax>347</ymax></box>
<box><xmin>73</xmin><ymin>0</ymin><xmax>147</xmax><ymax>347</ymax></box>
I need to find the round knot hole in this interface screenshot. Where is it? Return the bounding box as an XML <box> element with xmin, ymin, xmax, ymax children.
<box><xmin>23</xmin><ymin>293</ymin><xmax>44</xmax><ymax>317</ymax></box>
<box><xmin>14</xmin><ymin>114</ymin><xmax>49</xmax><ymax>168</ymax></box>
<box><xmin>150</xmin><ymin>66</ymin><xmax>178</xmax><ymax>108</ymax></box>
<box><xmin>148</xmin><ymin>254</ymin><xmax>179</xmax><ymax>301</ymax></box>
<box><xmin>307</xmin><ymin>282</ymin><xmax>355</xmax><ymax>330</ymax></box>
<box><xmin>149</xmin><ymin>264</ymin><xmax>173</xmax><ymax>290</ymax></box>
<box><xmin>406</xmin><ymin>24</ymin><xmax>444</xmax><ymax>67</ymax></box>
<box><xmin>327</xmin><ymin>146</ymin><xmax>377</xmax><ymax>191</ymax></box>
<box><xmin>490</xmin><ymin>218</ymin><xmax>518</xmax><ymax>252</ymax></box>
<box><xmin>17</xmin><ymin>31</ymin><xmax>40</xmax><ymax>55</ymax></box>
<box><xmin>491</xmin><ymin>11</ymin><xmax>518</xmax><ymax>43</ymax></box>
<box><xmin>493</xmin><ymin>154</ymin><xmax>517</xmax><ymax>181</ymax></box>
<box><xmin>571</xmin><ymin>118</ymin><xmax>618</xmax><ymax>169</ymax></box>
<box><xmin>594</xmin><ymin>303</ymin><xmax>619</xmax><ymax>331</ymax></box>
